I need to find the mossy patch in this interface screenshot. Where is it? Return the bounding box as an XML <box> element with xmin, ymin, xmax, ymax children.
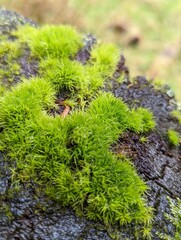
<box><xmin>167</xmin><ymin>129</ymin><xmax>180</xmax><ymax>146</ymax></box>
<box><xmin>157</xmin><ymin>197</ymin><xmax>181</xmax><ymax>240</ymax></box>
<box><xmin>171</xmin><ymin>110</ymin><xmax>181</xmax><ymax>125</ymax></box>
<box><xmin>0</xmin><ymin>24</ymin><xmax>156</xmax><ymax>238</ymax></box>
<box><xmin>15</xmin><ymin>25</ymin><xmax>83</xmax><ymax>59</ymax></box>
<box><xmin>0</xmin><ymin>39</ymin><xmax>37</xmax><ymax>96</ymax></box>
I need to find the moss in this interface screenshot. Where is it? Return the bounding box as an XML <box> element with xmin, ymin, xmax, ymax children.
<box><xmin>136</xmin><ymin>108</ymin><xmax>156</xmax><ymax>132</ymax></box>
<box><xmin>0</xmin><ymin>203</ymin><xmax>14</xmax><ymax>221</ymax></box>
<box><xmin>15</xmin><ymin>25</ymin><xmax>83</xmax><ymax>59</ymax></box>
<box><xmin>0</xmin><ymin>24</ymin><xmax>156</xmax><ymax>238</ymax></box>
<box><xmin>157</xmin><ymin>197</ymin><xmax>181</xmax><ymax>240</ymax></box>
<box><xmin>40</xmin><ymin>57</ymin><xmax>103</xmax><ymax>104</ymax></box>
<box><xmin>90</xmin><ymin>43</ymin><xmax>120</xmax><ymax>77</ymax></box>
<box><xmin>153</xmin><ymin>78</ymin><xmax>165</xmax><ymax>90</ymax></box>
<box><xmin>139</xmin><ymin>136</ymin><xmax>148</xmax><ymax>143</ymax></box>
<box><xmin>0</xmin><ymin>40</ymin><xmax>23</xmax><ymax>95</ymax></box>
<box><xmin>167</xmin><ymin>129</ymin><xmax>180</xmax><ymax>146</ymax></box>
<box><xmin>129</xmin><ymin>107</ymin><xmax>155</xmax><ymax>133</ymax></box>
<box><xmin>2</xmin><ymin>41</ymin><xmax>19</xmax><ymax>59</ymax></box>
<box><xmin>171</xmin><ymin>110</ymin><xmax>181</xmax><ymax>124</ymax></box>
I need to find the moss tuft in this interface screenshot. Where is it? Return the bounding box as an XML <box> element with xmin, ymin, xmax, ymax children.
<box><xmin>129</xmin><ymin>107</ymin><xmax>155</xmax><ymax>133</ymax></box>
<box><xmin>171</xmin><ymin>110</ymin><xmax>181</xmax><ymax>125</ymax></box>
<box><xmin>16</xmin><ymin>25</ymin><xmax>83</xmax><ymax>59</ymax></box>
<box><xmin>90</xmin><ymin>43</ymin><xmax>120</xmax><ymax>77</ymax></box>
<box><xmin>0</xmin><ymin>78</ymin><xmax>55</xmax><ymax>128</ymax></box>
<box><xmin>0</xmin><ymin>24</ymin><xmax>156</xmax><ymax>238</ymax></box>
<box><xmin>167</xmin><ymin>129</ymin><xmax>180</xmax><ymax>146</ymax></box>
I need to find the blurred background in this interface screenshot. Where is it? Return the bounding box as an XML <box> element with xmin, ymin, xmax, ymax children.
<box><xmin>0</xmin><ymin>0</ymin><xmax>181</xmax><ymax>101</ymax></box>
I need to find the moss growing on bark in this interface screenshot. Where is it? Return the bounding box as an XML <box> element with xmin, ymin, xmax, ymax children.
<box><xmin>167</xmin><ymin>129</ymin><xmax>180</xmax><ymax>146</ymax></box>
<box><xmin>171</xmin><ymin>110</ymin><xmax>181</xmax><ymax>125</ymax></box>
<box><xmin>157</xmin><ymin>197</ymin><xmax>181</xmax><ymax>240</ymax></box>
<box><xmin>0</xmin><ymin>24</ymin><xmax>156</xmax><ymax>238</ymax></box>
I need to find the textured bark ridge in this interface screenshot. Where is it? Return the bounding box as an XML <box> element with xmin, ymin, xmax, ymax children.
<box><xmin>112</xmin><ymin>76</ymin><xmax>181</xmax><ymax>237</ymax></box>
<box><xmin>0</xmin><ymin>9</ymin><xmax>181</xmax><ymax>239</ymax></box>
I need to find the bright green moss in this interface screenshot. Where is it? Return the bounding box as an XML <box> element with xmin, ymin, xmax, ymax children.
<box><xmin>41</xmin><ymin>58</ymin><xmax>91</xmax><ymax>95</ymax></box>
<box><xmin>128</xmin><ymin>107</ymin><xmax>155</xmax><ymax>133</ymax></box>
<box><xmin>15</xmin><ymin>25</ymin><xmax>83</xmax><ymax>59</ymax></box>
<box><xmin>0</xmin><ymin>84</ymin><xmax>154</xmax><ymax>236</ymax></box>
<box><xmin>171</xmin><ymin>110</ymin><xmax>181</xmax><ymax>124</ymax></box>
<box><xmin>13</xmin><ymin>25</ymin><xmax>35</xmax><ymax>41</ymax></box>
<box><xmin>139</xmin><ymin>136</ymin><xmax>148</xmax><ymax>143</ymax></box>
<box><xmin>0</xmin><ymin>83</ymin><xmax>5</xmax><ymax>96</ymax></box>
<box><xmin>90</xmin><ymin>43</ymin><xmax>120</xmax><ymax>77</ymax></box>
<box><xmin>0</xmin><ymin>78</ymin><xmax>55</xmax><ymax>128</ymax></box>
<box><xmin>136</xmin><ymin>107</ymin><xmax>156</xmax><ymax>132</ymax></box>
<box><xmin>0</xmin><ymin>63</ymin><xmax>20</xmax><ymax>82</ymax></box>
<box><xmin>0</xmin><ymin>24</ymin><xmax>156</xmax><ymax>238</ymax></box>
<box><xmin>39</xmin><ymin>58</ymin><xmax>104</xmax><ymax>108</ymax></box>
<box><xmin>167</xmin><ymin>129</ymin><xmax>180</xmax><ymax>146</ymax></box>
<box><xmin>0</xmin><ymin>41</ymin><xmax>22</xmax><ymax>60</ymax></box>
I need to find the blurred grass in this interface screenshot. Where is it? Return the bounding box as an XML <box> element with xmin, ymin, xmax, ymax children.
<box><xmin>1</xmin><ymin>0</ymin><xmax>181</xmax><ymax>100</ymax></box>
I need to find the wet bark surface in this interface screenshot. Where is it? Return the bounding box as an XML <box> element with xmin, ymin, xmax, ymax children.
<box><xmin>0</xmin><ymin>8</ymin><xmax>181</xmax><ymax>239</ymax></box>
<box><xmin>112</xmin><ymin>76</ymin><xmax>181</xmax><ymax>238</ymax></box>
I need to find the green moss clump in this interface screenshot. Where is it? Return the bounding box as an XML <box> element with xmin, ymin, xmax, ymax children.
<box><xmin>0</xmin><ymin>24</ymin><xmax>156</xmax><ymax>238</ymax></box>
<box><xmin>40</xmin><ymin>58</ymin><xmax>104</xmax><ymax>104</ymax></box>
<box><xmin>0</xmin><ymin>88</ymin><xmax>153</xmax><ymax>233</ymax></box>
<box><xmin>15</xmin><ymin>25</ymin><xmax>83</xmax><ymax>59</ymax></box>
<box><xmin>129</xmin><ymin>107</ymin><xmax>155</xmax><ymax>133</ymax></box>
<box><xmin>90</xmin><ymin>43</ymin><xmax>120</xmax><ymax>77</ymax></box>
<box><xmin>0</xmin><ymin>78</ymin><xmax>55</xmax><ymax>128</ymax></box>
<box><xmin>167</xmin><ymin>129</ymin><xmax>180</xmax><ymax>146</ymax></box>
<box><xmin>171</xmin><ymin>110</ymin><xmax>181</xmax><ymax>125</ymax></box>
